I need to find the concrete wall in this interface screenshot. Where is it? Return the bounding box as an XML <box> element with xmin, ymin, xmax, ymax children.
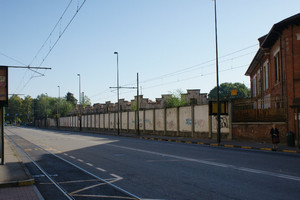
<box><xmin>129</xmin><ymin>111</ymin><xmax>135</xmax><ymax>130</ymax></box>
<box><xmin>52</xmin><ymin>104</ymin><xmax>232</xmax><ymax>139</ymax></box>
<box><xmin>194</xmin><ymin>105</ymin><xmax>209</xmax><ymax>132</ymax></box>
<box><xmin>145</xmin><ymin>110</ymin><xmax>154</xmax><ymax>131</ymax></box>
<box><xmin>166</xmin><ymin>108</ymin><xmax>177</xmax><ymax>132</ymax></box>
<box><xmin>155</xmin><ymin>109</ymin><xmax>164</xmax><ymax>131</ymax></box>
<box><xmin>121</xmin><ymin>112</ymin><xmax>128</xmax><ymax>130</ymax></box>
<box><xmin>179</xmin><ymin>106</ymin><xmax>191</xmax><ymax>132</ymax></box>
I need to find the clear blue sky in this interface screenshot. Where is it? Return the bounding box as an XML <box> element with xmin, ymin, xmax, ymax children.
<box><xmin>1</xmin><ymin>0</ymin><xmax>299</xmax><ymax>104</ymax></box>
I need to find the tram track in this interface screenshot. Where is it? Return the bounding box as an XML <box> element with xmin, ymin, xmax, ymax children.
<box><xmin>6</xmin><ymin>129</ymin><xmax>140</xmax><ymax>200</ymax></box>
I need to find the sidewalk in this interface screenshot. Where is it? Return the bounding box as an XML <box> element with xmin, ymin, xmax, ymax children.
<box><xmin>0</xmin><ymin>137</ymin><xmax>44</xmax><ymax>200</ymax></box>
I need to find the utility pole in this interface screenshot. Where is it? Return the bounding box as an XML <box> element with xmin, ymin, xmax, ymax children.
<box><xmin>57</xmin><ymin>86</ymin><xmax>60</xmax><ymax>128</ymax></box>
<box><xmin>137</xmin><ymin>73</ymin><xmax>140</xmax><ymax>135</ymax></box>
<box><xmin>110</xmin><ymin>73</ymin><xmax>140</xmax><ymax>135</ymax></box>
<box><xmin>77</xmin><ymin>74</ymin><xmax>82</xmax><ymax>131</ymax></box>
<box><xmin>114</xmin><ymin>52</ymin><xmax>120</xmax><ymax>135</ymax></box>
<box><xmin>213</xmin><ymin>0</ymin><xmax>221</xmax><ymax>144</ymax></box>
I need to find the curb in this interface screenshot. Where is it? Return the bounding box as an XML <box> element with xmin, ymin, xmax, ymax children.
<box><xmin>0</xmin><ymin>178</ymin><xmax>35</xmax><ymax>188</ymax></box>
<box><xmin>35</xmin><ymin>127</ymin><xmax>300</xmax><ymax>154</ymax></box>
<box><xmin>0</xmin><ymin>137</ymin><xmax>36</xmax><ymax>188</ymax></box>
<box><xmin>140</xmin><ymin>136</ymin><xmax>300</xmax><ymax>154</ymax></box>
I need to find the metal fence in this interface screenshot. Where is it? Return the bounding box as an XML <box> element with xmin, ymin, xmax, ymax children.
<box><xmin>232</xmin><ymin>97</ymin><xmax>287</xmax><ymax>122</ymax></box>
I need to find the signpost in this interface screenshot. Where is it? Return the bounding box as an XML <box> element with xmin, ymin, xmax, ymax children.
<box><xmin>0</xmin><ymin>66</ymin><xmax>8</xmax><ymax>165</ymax></box>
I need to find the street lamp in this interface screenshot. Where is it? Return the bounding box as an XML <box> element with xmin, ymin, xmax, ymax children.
<box><xmin>77</xmin><ymin>74</ymin><xmax>81</xmax><ymax>105</ymax></box>
<box><xmin>57</xmin><ymin>86</ymin><xmax>60</xmax><ymax>128</ymax></box>
<box><xmin>114</xmin><ymin>52</ymin><xmax>120</xmax><ymax>135</ymax></box>
<box><xmin>77</xmin><ymin>74</ymin><xmax>82</xmax><ymax>131</ymax></box>
<box><xmin>213</xmin><ymin>0</ymin><xmax>221</xmax><ymax>144</ymax></box>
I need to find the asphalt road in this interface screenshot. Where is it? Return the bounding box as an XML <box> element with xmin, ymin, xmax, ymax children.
<box><xmin>6</xmin><ymin>127</ymin><xmax>300</xmax><ymax>200</ymax></box>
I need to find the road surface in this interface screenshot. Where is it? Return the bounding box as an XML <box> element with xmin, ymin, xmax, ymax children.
<box><xmin>6</xmin><ymin>126</ymin><xmax>300</xmax><ymax>200</ymax></box>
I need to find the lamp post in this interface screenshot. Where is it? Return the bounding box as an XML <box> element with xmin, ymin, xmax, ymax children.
<box><xmin>57</xmin><ymin>86</ymin><xmax>60</xmax><ymax>128</ymax></box>
<box><xmin>77</xmin><ymin>74</ymin><xmax>82</xmax><ymax>131</ymax></box>
<box><xmin>214</xmin><ymin>0</ymin><xmax>221</xmax><ymax>144</ymax></box>
<box><xmin>114</xmin><ymin>52</ymin><xmax>120</xmax><ymax>135</ymax></box>
<box><xmin>77</xmin><ymin>74</ymin><xmax>81</xmax><ymax>104</ymax></box>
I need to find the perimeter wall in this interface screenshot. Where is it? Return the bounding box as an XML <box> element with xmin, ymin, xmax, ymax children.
<box><xmin>41</xmin><ymin>104</ymin><xmax>232</xmax><ymax>139</ymax></box>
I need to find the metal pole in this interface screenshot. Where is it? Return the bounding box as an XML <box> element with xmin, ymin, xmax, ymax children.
<box><xmin>77</xmin><ymin>74</ymin><xmax>81</xmax><ymax>105</ymax></box>
<box><xmin>1</xmin><ymin>106</ymin><xmax>4</xmax><ymax>165</ymax></box>
<box><xmin>297</xmin><ymin>107</ymin><xmax>300</xmax><ymax>149</ymax></box>
<box><xmin>57</xmin><ymin>86</ymin><xmax>60</xmax><ymax>116</ymax></box>
<box><xmin>114</xmin><ymin>52</ymin><xmax>120</xmax><ymax>135</ymax></box>
<box><xmin>214</xmin><ymin>0</ymin><xmax>221</xmax><ymax>144</ymax></box>
<box><xmin>57</xmin><ymin>86</ymin><xmax>60</xmax><ymax>128</ymax></box>
<box><xmin>77</xmin><ymin>74</ymin><xmax>82</xmax><ymax>131</ymax></box>
<box><xmin>137</xmin><ymin>73</ymin><xmax>140</xmax><ymax>135</ymax></box>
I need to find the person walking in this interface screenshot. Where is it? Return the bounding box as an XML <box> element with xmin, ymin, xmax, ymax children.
<box><xmin>270</xmin><ymin>124</ymin><xmax>280</xmax><ymax>151</ymax></box>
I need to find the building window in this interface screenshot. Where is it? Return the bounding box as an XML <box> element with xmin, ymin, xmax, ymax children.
<box><xmin>274</xmin><ymin>52</ymin><xmax>280</xmax><ymax>84</ymax></box>
<box><xmin>252</xmin><ymin>75</ymin><xmax>256</xmax><ymax>97</ymax></box>
<box><xmin>263</xmin><ymin>60</ymin><xmax>269</xmax><ymax>91</ymax></box>
<box><xmin>257</xmin><ymin>70</ymin><xmax>261</xmax><ymax>96</ymax></box>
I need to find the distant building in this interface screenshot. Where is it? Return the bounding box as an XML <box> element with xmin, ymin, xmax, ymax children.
<box><xmin>245</xmin><ymin>13</ymin><xmax>300</xmax><ymax>135</ymax></box>
<box><xmin>72</xmin><ymin>89</ymin><xmax>208</xmax><ymax>115</ymax></box>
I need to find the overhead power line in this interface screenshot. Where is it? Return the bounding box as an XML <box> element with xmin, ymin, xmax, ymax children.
<box><xmin>0</xmin><ymin>52</ymin><xmax>27</xmax><ymax>66</ymax></box>
<box><xmin>36</xmin><ymin>0</ymin><xmax>87</xmax><ymax>68</ymax></box>
<box><xmin>12</xmin><ymin>0</ymin><xmax>88</xmax><ymax>95</ymax></box>
<box><xmin>29</xmin><ymin>0</ymin><xmax>74</xmax><ymax>67</ymax></box>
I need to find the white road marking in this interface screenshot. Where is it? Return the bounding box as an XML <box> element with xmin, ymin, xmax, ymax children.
<box><xmin>77</xmin><ymin>159</ymin><xmax>83</xmax><ymax>162</ymax></box>
<box><xmin>110</xmin><ymin>173</ymin><xmax>123</xmax><ymax>181</ymax></box>
<box><xmin>86</xmin><ymin>163</ymin><xmax>93</xmax><ymax>167</ymax></box>
<box><xmin>96</xmin><ymin>167</ymin><xmax>106</xmax><ymax>172</ymax></box>
<box><xmin>107</xmin><ymin>144</ymin><xmax>300</xmax><ymax>182</ymax></box>
<box><xmin>70</xmin><ymin>156</ymin><xmax>76</xmax><ymax>159</ymax></box>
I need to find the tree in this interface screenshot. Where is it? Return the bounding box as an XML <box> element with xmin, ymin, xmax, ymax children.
<box><xmin>81</xmin><ymin>95</ymin><xmax>91</xmax><ymax>108</ymax></box>
<box><xmin>164</xmin><ymin>89</ymin><xmax>188</xmax><ymax>108</ymax></box>
<box><xmin>21</xmin><ymin>96</ymin><xmax>33</xmax><ymax>123</ymax></box>
<box><xmin>5</xmin><ymin>95</ymin><xmax>23</xmax><ymax>124</ymax></box>
<box><xmin>65</xmin><ymin>92</ymin><xmax>77</xmax><ymax>106</ymax></box>
<box><xmin>208</xmin><ymin>82</ymin><xmax>250</xmax><ymax>100</ymax></box>
<box><xmin>59</xmin><ymin>99</ymin><xmax>74</xmax><ymax>117</ymax></box>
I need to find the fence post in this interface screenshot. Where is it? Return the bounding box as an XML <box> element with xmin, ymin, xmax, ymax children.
<box><xmin>177</xmin><ymin>107</ymin><xmax>180</xmax><ymax>137</ymax></box>
<box><xmin>164</xmin><ymin>108</ymin><xmax>167</xmax><ymax>136</ymax></box>
<box><xmin>153</xmin><ymin>108</ymin><xmax>156</xmax><ymax>135</ymax></box>
<box><xmin>192</xmin><ymin>105</ymin><xmax>195</xmax><ymax>138</ymax></box>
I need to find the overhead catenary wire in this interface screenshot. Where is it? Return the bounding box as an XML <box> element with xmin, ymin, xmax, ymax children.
<box><xmin>36</xmin><ymin>0</ymin><xmax>87</xmax><ymax>68</ymax></box>
<box><xmin>14</xmin><ymin>0</ymin><xmax>88</xmax><ymax>94</ymax></box>
<box><xmin>28</xmin><ymin>0</ymin><xmax>74</xmax><ymax>67</ymax></box>
<box><xmin>91</xmin><ymin>44</ymin><xmax>258</xmax><ymax>103</ymax></box>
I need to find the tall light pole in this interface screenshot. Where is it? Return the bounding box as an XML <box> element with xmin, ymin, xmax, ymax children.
<box><xmin>77</xmin><ymin>74</ymin><xmax>81</xmax><ymax>105</ymax></box>
<box><xmin>57</xmin><ymin>86</ymin><xmax>60</xmax><ymax>128</ymax></box>
<box><xmin>214</xmin><ymin>0</ymin><xmax>221</xmax><ymax>144</ymax></box>
<box><xmin>114</xmin><ymin>52</ymin><xmax>120</xmax><ymax>135</ymax></box>
<box><xmin>77</xmin><ymin>74</ymin><xmax>82</xmax><ymax>131</ymax></box>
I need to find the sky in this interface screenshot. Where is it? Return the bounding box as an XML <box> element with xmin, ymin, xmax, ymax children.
<box><xmin>1</xmin><ymin>0</ymin><xmax>299</xmax><ymax>104</ymax></box>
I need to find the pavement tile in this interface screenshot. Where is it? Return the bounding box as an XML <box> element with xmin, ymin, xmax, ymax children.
<box><xmin>0</xmin><ymin>137</ymin><xmax>43</xmax><ymax>200</ymax></box>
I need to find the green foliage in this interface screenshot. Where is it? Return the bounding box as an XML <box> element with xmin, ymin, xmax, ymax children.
<box><xmin>164</xmin><ymin>89</ymin><xmax>188</xmax><ymax>108</ymax></box>
<box><xmin>5</xmin><ymin>95</ymin><xmax>23</xmax><ymax>124</ymax></box>
<box><xmin>208</xmin><ymin>82</ymin><xmax>250</xmax><ymax>100</ymax></box>
<box><xmin>81</xmin><ymin>95</ymin><xmax>91</xmax><ymax>108</ymax></box>
<box><xmin>5</xmin><ymin>92</ymin><xmax>82</xmax><ymax>124</ymax></box>
<box><xmin>65</xmin><ymin>92</ymin><xmax>77</xmax><ymax>106</ymax></box>
<box><xmin>59</xmin><ymin>99</ymin><xmax>74</xmax><ymax>117</ymax></box>
<box><xmin>131</xmin><ymin>101</ymin><xmax>138</xmax><ymax>111</ymax></box>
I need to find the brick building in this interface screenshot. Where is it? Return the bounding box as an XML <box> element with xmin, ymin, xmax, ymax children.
<box><xmin>244</xmin><ymin>13</ymin><xmax>300</xmax><ymax>142</ymax></box>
